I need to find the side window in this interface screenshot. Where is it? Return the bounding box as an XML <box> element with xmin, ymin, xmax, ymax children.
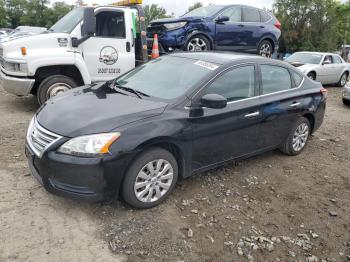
<box><xmin>291</xmin><ymin>71</ymin><xmax>303</xmax><ymax>87</ymax></box>
<box><xmin>220</xmin><ymin>7</ymin><xmax>242</xmax><ymax>23</ymax></box>
<box><xmin>261</xmin><ymin>65</ymin><xmax>292</xmax><ymax>95</ymax></box>
<box><xmin>243</xmin><ymin>8</ymin><xmax>261</xmax><ymax>23</ymax></box>
<box><xmin>96</xmin><ymin>11</ymin><xmax>126</xmax><ymax>38</ymax></box>
<box><xmin>333</xmin><ymin>55</ymin><xmax>343</xmax><ymax>64</ymax></box>
<box><xmin>260</xmin><ymin>11</ymin><xmax>271</xmax><ymax>23</ymax></box>
<box><xmin>206</xmin><ymin>66</ymin><xmax>256</xmax><ymax>102</ymax></box>
<box><xmin>323</xmin><ymin>55</ymin><xmax>334</xmax><ymax>64</ymax></box>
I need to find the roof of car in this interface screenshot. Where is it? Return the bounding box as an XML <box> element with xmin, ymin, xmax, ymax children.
<box><xmin>296</xmin><ymin>51</ymin><xmax>338</xmax><ymax>56</ymax></box>
<box><xmin>169</xmin><ymin>52</ymin><xmax>269</xmax><ymax>65</ymax></box>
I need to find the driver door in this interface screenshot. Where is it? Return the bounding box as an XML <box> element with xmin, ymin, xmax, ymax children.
<box><xmin>80</xmin><ymin>9</ymin><xmax>135</xmax><ymax>82</ymax></box>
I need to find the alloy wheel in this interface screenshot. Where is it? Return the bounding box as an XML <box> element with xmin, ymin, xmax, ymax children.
<box><xmin>187</xmin><ymin>38</ymin><xmax>208</xmax><ymax>52</ymax></box>
<box><xmin>259</xmin><ymin>43</ymin><xmax>272</xmax><ymax>57</ymax></box>
<box><xmin>134</xmin><ymin>159</ymin><xmax>174</xmax><ymax>203</ymax></box>
<box><xmin>46</xmin><ymin>83</ymin><xmax>72</xmax><ymax>100</ymax></box>
<box><xmin>292</xmin><ymin>123</ymin><xmax>309</xmax><ymax>152</ymax></box>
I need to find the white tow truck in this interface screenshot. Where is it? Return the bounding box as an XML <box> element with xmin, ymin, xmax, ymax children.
<box><xmin>0</xmin><ymin>0</ymin><xmax>149</xmax><ymax>105</ymax></box>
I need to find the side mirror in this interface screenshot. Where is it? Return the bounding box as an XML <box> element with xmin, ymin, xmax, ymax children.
<box><xmin>201</xmin><ymin>94</ymin><xmax>227</xmax><ymax>109</ymax></box>
<box><xmin>81</xmin><ymin>7</ymin><xmax>96</xmax><ymax>37</ymax></box>
<box><xmin>323</xmin><ymin>60</ymin><xmax>331</xmax><ymax>65</ymax></box>
<box><xmin>216</xmin><ymin>16</ymin><xmax>230</xmax><ymax>23</ymax></box>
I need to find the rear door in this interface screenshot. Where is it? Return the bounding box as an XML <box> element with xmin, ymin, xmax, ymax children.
<box><xmin>215</xmin><ymin>7</ymin><xmax>245</xmax><ymax>51</ymax></box>
<box><xmin>191</xmin><ymin>64</ymin><xmax>262</xmax><ymax>171</ymax></box>
<box><xmin>241</xmin><ymin>7</ymin><xmax>264</xmax><ymax>50</ymax></box>
<box><xmin>258</xmin><ymin>64</ymin><xmax>304</xmax><ymax>149</ymax></box>
<box><xmin>80</xmin><ymin>8</ymin><xmax>135</xmax><ymax>82</ymax></box>
<box><xmin>318</xmin><ymin>55</ymin><xmax>338</xmax><ymax>84</ymax></box>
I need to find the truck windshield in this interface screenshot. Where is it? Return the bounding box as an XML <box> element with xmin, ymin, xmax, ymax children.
<box><xmin>115</xmin><ymin>56</ymin><xmax>218</xmax><ymax>100</ymax></box>
<box><xmin>50</xmin><ymin>8</ymin><xmax>84</xmax><ymax>33</ymax></box>
<box><xmin>183</xmin><ymin>5</ymin><xmax>224</xmax><ymax>17</ymax></box>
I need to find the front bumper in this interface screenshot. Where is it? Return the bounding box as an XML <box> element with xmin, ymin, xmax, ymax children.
<box><xmin>0</xmin><ymin>69</ymin><xmax>35</xmax><ymax>96</ymax></box>
<box><xmin>25</xmin><ymin>143</ymin><xmax>132</xmax><ymax>202</ymax></box>
<box><xmin>343</xmin><ymin>86</ymin><xmax>350</xmax><ymax>101</ymax></box>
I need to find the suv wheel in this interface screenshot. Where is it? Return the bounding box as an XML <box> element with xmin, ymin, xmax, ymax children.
<box><xmin>280</xmin><ymin>117</ymin><xmax>311</xmax><ymax>156</ymax></box>
<box><xmin>37</xmin><ymin>75</ymin><xmax>77</xmax><ymax>105</ymax></box>
<box><xmin>257</xmin><ymin>40</ymin><xmax>273</xmax><ymax>57</ymax></box>
<box><xmin>186</xmin><ymin>35</ymin><xmax>210</xmax><ymax>52</ymax></box>
<box><xmin>122</xmin><ymin>148</ymin><xmax>178</xmax><ymax>209</ymax></box>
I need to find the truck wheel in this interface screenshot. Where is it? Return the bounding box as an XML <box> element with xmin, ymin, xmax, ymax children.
<box><xmin>37</xmin><ymin>75</ymin><xmax>77</xmax><ymax>105</ymax></box>
<box><xmin>185</xmin><ymin>35</ymin><xmax>211</xmax><ymax>52</ymax></box>
<box><xmin>122</xmin><ymin>147</ymin><xmax>178</xmax><ymax>209</ymax></box>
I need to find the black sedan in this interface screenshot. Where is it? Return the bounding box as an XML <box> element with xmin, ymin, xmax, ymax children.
<box><xmin>25</xmin><ymin>53</ymin><xmax>327</xmax><ymax>209</ymax></box>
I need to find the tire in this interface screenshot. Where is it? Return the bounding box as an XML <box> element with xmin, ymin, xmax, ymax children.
<box><xmin>337</xmin><ymin>72</ymin><xmax>348</xmax><ymax>87</ymax></box>
<box><xmin>185</xmin><ymin>35</ymin><xmax>211</xmax><ymax>52</ymax></box>
<box><xmin>343</xmin><ymin>98</ymin><xmax>350</xmax><ymax>105</ymax></box>
<box><xmin>307</xmin><ymin>72</ymin><xmax>316</xmax><ymax>81</ymax></box>
<box><xmin>257</xmin><ymin>40</ymin><xmax>273</xmax><ymax>57</ymax></box>
<box><xmin>279</xmin><ymin>117</ymin><xmax>311</xmax><ymax>156</ymax></box>
<box><xmin>37</xmin><ymin>75</ymin><xmax>77</xmax><ymax>105</ymax></box>
<box><xmin>122</xmin><ymin>147</ymin><xmax>178</xmax><ymax>209</ymax></box>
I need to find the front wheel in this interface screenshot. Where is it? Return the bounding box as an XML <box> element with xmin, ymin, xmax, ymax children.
<box><xmin>307</xmin><ymin>72</ymin><xmax>316</xmax><ymax>81</ymax></box>
<box><xmin>257</xmin><ymin>40</ymin><xmax>273</xmax><ymax>57</ymax></box>
<box><xmin>185</xmin><ymin>35</ymin><xmax>211</xmax><ymax>52</ymax></box>
<box><xmin>37</xmin><ymin>75</ymin><xmax>77</xmax><ymax>105</ymax></box>
<box><xmin>122</xmin><ymin>148</ymin><xmax>178</xmax><ymax>209</ymax></box>
<box><xmin>280</xmin><ymin>117</ymin><xmax>311</xmax><ymax>156</ymax></box>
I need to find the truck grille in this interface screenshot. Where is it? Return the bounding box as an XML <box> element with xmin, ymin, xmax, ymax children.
<box><xmin>26</xmin><ymin>117</ymin><xmax>62</xmax><ymax>158</ymax></box>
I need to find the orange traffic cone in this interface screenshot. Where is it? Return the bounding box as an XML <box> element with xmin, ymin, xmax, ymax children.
<box><xmin>151</xmin><ymin>34</ymin><xmax>160</xmax><ymax>59</ymax></box>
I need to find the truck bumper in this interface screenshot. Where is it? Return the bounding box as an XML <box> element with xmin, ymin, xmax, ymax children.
<box><xmin>0</xmin><ymin>70</ymin><xmax>35</xmax><ymax>96</ymax></box>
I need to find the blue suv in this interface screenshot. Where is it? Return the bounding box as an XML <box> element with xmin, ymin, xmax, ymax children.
<box><xmin>147</xmin><ymin>5</ymin><xmax>281</xmax><ymax>57</ymax></box>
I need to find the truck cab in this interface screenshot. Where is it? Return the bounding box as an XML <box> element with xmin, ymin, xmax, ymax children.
<box><xmin>0</xmin><ymin>0</ymin><xmax>148</xmax><ymax>105</ymax></box>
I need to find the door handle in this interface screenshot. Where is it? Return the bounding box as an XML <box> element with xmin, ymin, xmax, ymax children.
<box><xmin>245</xmin><ymin>111</ymin><xmax>260</xmax><ymax>118</ymax></box>
<box><xmin>260</xmin><ymin>26</ymin><xmax>265</xmax><ymax>28</ymax></box>
<box><xmin>289</xmin><ymin>102</ymin><xmax>301</xmax><ymax>108</ymax></box>
<box><xmin>238</xmin><ymin>24</ymin><xmax>244</xmax><ymax>27</ymax></box>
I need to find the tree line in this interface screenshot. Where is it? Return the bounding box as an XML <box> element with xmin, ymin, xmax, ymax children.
<box><xmin>1</xmin><ymin>0</ymin><xmax>349</xmax><ymax>53</ymax></box>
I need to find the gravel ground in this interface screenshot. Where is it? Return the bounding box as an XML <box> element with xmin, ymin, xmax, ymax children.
<box><xmin>0</xmin><ymin>86</ymin><xmax>349</xmax><ymax>262</ymax></box>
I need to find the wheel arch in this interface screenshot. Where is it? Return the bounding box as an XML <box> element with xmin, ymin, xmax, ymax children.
<box><xmin>302</xmin><ymin>113</ymin><xmax>315</xmax><ymax>133</ymax></box>
<box><xmin>31</xmin><ymin>65</ymin><xmax>85</xmax><ymax>95</ymax></box>
<box><xmin>258</xmin><ymin>35</ymin><xmax>277</xmax><ymax>52</ymax></box>
<box><xmin>185</xmin><ymin>31</ymin><xmax>214</xmax><ymax>50</ymax></box>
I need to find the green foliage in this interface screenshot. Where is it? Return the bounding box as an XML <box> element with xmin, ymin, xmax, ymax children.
<box><xmin>274</xmin><ymin>0</ymin><xmax>349</xmax><ymax>53</ymax></box>
<box><xmin>144</xmin><ymin>4</ymin><xmax>171</xmax><ymax>26</ymax></box>
<box><xmin>188</xmin><ymin>2</ymin><xmax>203</xmax><ymax>13</ymax></box>
<box><xmin>3</xmin><ymin>0</ymin><xmax>73</xmax><ymax>28</ymax></box>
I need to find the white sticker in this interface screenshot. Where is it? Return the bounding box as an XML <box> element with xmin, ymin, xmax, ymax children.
<box><xmin>194</xmin><ymin>60</ymin><xmax>219</xmax><ymax>71</ymax></box>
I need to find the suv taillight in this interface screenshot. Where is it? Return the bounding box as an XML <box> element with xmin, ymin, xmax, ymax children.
<box><xmin>321</xmin><ymin>88</ymin><xmax>328</xmax><ymax>99</ymax></box>
<box><xmin>274</xmin><ymin>20</ymin><xmax>282</xmax><ymax>30</ymax></box>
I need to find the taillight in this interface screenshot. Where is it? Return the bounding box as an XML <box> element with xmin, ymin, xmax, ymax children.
<box><xmin>321</xmin><ymin>88</ymin><xmax>328</xmax><ymax>99</ymax></box>
<box><xmin>274</xmin><ymin>20</ymin><xmax>282</xmax><ymax>30</ymax></box>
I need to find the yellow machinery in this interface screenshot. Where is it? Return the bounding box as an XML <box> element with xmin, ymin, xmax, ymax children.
<box><xmin>111</xmin><ymin>0</ymin><xmax>142</xmax><ymax>6</ymax></box>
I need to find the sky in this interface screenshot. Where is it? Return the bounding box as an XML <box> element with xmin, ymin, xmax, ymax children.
<box><xmin>59</xmin><ymin>0</ymin><xmax>275</xmax><ymax>16</ymax></box>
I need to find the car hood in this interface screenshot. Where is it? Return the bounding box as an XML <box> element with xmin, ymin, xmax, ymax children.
<box><xmin>150</xmin><ymin>16</ymin><xmax>204</xmax><ymax>25</ymax></box>
<box><xmin>36</xmin><ymin>83</ymin><xmax>168</xmax><ymax>138</ymax></box>
<box><xmin>287</xmin><ymin>62</ymin><xmax>318</xmax><ymax>73</ymax></box>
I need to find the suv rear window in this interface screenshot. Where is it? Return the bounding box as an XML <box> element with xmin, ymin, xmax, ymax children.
<box><xmin>243</xmin><ymin>8</ymin><xmax>261</xmax><ymax>23</ymax></box>
<box><xmin>260</xmin><ymin>11</ymin><xmax>271</xmax><ymax>23</ymax></box>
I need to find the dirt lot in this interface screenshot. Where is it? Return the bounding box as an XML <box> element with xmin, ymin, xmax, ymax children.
<box><xmin>0</xmin><ymin>86</ymin><xmax>349</xmax><ymax>262</ymax></box>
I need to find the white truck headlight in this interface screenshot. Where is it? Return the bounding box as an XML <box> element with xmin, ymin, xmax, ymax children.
<box><xmin>58</xmin><ymin>133</ymin><xmax>121</xmax><ymax>157</ymax></box>
<box><xmin>164</xmin><ymin>22</ymin><xmax>187</xmax><ymax>31</ymax></box>
<box><xmin>3</xmin><ymin>60</ymin><xmax>28</xmax><ymax>73</ymax></box>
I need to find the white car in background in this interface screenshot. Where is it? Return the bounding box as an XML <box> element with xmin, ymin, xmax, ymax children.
<box><xmin>285</xmin><ymin>52</ymin><xmax>350</xmax><ymax>87</ymax></box>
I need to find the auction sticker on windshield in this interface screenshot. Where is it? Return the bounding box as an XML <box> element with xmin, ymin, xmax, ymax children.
<box><xmin>194</xmin><ymin>60</ymin><xmax>219</xmax><ymax>71</ymax></box>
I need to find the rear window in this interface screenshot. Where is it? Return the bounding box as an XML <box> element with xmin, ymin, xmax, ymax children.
<box><xmin>333</xmin><ymin>56</ymin><xmax>343</xmax><ymax>64</ymax></box>
<box><xmin>261</xmin><ymin>65</ymin><xmax>292</xmax><ymax>95</ymax></box>
<box><xmin>243</xmin><ymin>8</ymin><xmax>261</xmax><ymax>23</ymax></box>
<box><xmin>260</xmin><ymin>11</ymin><xmax>271</xmax><ymax>23</ymax></box>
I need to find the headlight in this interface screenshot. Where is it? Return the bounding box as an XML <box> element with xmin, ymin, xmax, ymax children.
<box><xmin>57</xmin><ymin>133</ymin><xmax>121</xmax><ymax>157</ymax></box>
<box><xmin>2</xmin><ymin>60</ymin><xmax>28</xmax><ymax>73</ymax></box>
<box><xmin>163</xmin><ymin>21</ymin><xmax>187</xmax><ymax>31</ymax></box>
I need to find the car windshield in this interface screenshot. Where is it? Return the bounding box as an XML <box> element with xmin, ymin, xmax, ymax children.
<box><xmin>183</xmin><ymin>5</ymin><xmax>224</xmax><ymax>17</ymax></box>
<box><xmin>50</xmin><ymin>8</ymin><xmax>84</xmax><ymax>33</ymax></box>
<box><xmin>286</xmin><ymin>53</ymin><xmax>323</xmax><ymax>65</ymax></box>
<box><xmin>114</xmin><ymin>56</ymin><xmax>218</xmax><ymax>100</ymax></box>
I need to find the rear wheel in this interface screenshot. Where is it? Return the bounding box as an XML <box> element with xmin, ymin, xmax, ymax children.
<box><xmin>122</xmin><ymin>148</ymin><xmax>178</xmax><ymax>209</ymax></box>
<box><xmin>337</xmin><ymin>72</ymin><xmax>348</xmax><ymax>87</ymax></box>
<box><xmin>257</xmin><ymin>40</ymin><xmax>273</xmax><ymax>57</ymax></box>
<box><xmin>37</xmin><ymin>75</ymin><xmax>77</xmax><ymax>105</ymax></box>
<box><xmin>185</xmin><ymin>35</ymin><xmax>211</xmax><ymax>52</ymax></box>
<box><xmin>280</xmin><ymin>117</ymin><xmax>311</xmax><ymax>156</ymax></box>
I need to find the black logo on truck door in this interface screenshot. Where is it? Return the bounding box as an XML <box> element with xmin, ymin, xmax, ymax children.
<box><xmin>99</xmin><ymin>46</ymin><xmax>118</xmax><ymax>65</ymax></box>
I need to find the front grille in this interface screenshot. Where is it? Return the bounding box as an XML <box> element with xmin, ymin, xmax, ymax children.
<box><xmin>27</xmin><ymin>117</ymin><xmax>62</xmax><ymax>158</ymax></box>
<box><xmin>147</xmin><ymin>24</ymin><xmax>165</xmax><ymax>37</ymax></box>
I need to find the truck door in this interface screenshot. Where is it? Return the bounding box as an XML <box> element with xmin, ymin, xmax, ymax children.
<box><xmin>80</xmin><ymin>9</ymin><xmax>135</xmax><ymax>82</ymax></box>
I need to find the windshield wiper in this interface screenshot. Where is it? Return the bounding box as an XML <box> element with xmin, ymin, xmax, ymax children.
<box><xmin>114</xmin><ymin>85</ymin><xmax>150</xmax><ymax>99</ymax></box>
